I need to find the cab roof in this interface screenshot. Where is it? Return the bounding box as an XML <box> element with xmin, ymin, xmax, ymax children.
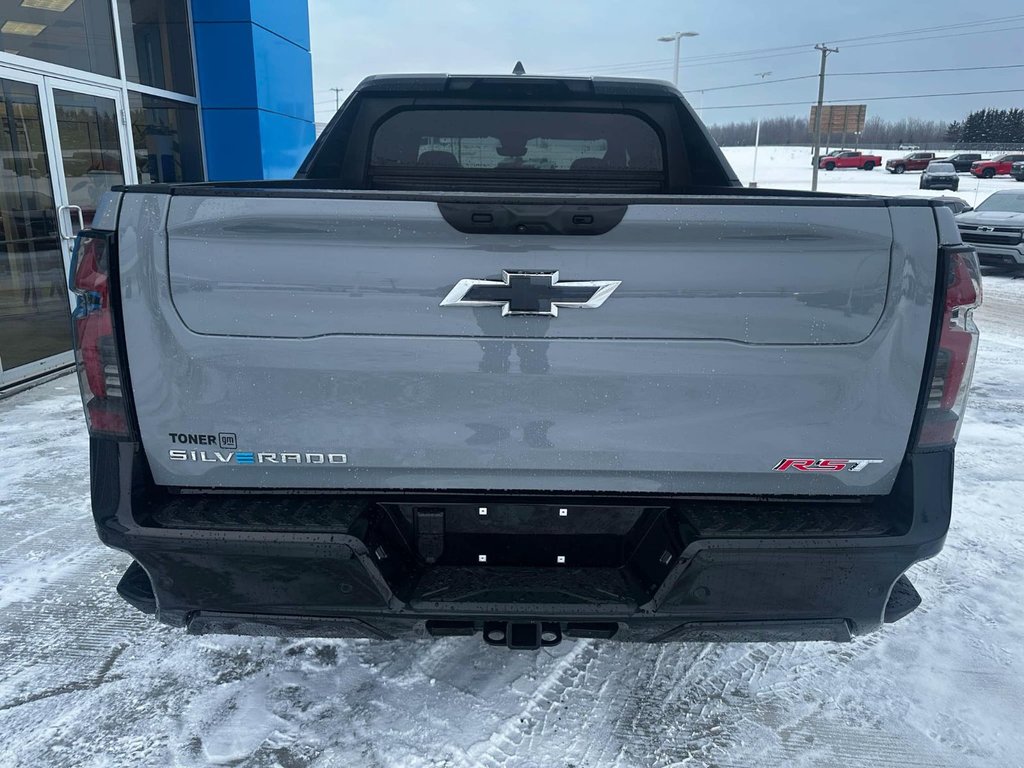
<box><xmin>353</xmin><ymin>73</ymin><xmax>682</xmax><ymax>99</ymax></box>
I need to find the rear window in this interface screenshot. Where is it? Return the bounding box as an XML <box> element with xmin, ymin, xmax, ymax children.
<box><xmin>928</xmin><ymin>163</ymin><xmax>955</xmax><ymax>173</ymax></box>
<box><xmin>370</xmin><ymin>109</ymin><xmax>664</xmax><ymax>173</ymax></box>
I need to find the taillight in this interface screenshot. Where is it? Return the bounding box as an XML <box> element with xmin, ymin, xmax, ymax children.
<box><xmin>917</xmin><ymin>246</ymin><xmax>982</xmax><ymax>448</ymax></box>
<box><xmin>70</xmin><ymin>231</ymin><xmax>132</xmax><ymax>439</ymax></box>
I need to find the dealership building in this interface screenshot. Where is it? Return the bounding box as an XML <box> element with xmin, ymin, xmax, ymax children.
<box><xmin>0</xmin><ymin>0</ymin><xmax>315</xmax><ymax>389</ymax></box>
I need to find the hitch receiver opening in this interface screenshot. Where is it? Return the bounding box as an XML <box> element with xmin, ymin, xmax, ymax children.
<box><xmin>483</xmin><ymin>621</ymin><xmax>562</xmax><ymax>649</ymax></box>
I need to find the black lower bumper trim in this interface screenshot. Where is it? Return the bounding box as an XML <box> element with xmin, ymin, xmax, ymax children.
<box><xmin>184</xmin><ymin>611</ymin><xmax>851</xmax><ymax>644</ymax></box>
<box><xmin>116</xmin><ymin>560</ymin><xmax>156</xmax><ymax>615</ymax></box>
<box><xmin>884</xmin><ymin>574</ymin><xmax>922</xmax><ymax>623</ymax></box>
<box><xmin>655</xmin><ymin>619</ymin><xmax>852</xmax><ymax>643</ymax></box>
<box><xmin>186</xmin><ymin>612</ymin><xmax>389</xmax><ymax>639</ymax></box>
<box><xmin>91</xmin><ymin>440</ymin><xmax>954</xmax><ymax>644</ymax></box>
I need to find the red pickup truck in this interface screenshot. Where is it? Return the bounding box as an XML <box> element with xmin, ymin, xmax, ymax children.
<box><xmin>818</xmin><ymin>151</ymin><xmax>881</xmax><ymax>171</ymax></box>
<box><xmin>970</xmin><ymin>153</ymin><xmax>1024</xmax><ymax>178</ymax></box>
<box><xmin>885</xmin><ymin>152</ymin><xmax>935</xmax><ymax>174</ymax></box>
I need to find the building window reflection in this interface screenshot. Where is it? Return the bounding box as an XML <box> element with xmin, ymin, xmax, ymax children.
<box><xmin>0</xmin><ymin>78</ymin><xmax>69</xmax><ymax>371</ymax></box>
<box><xmin>128</xmin><ymin>93</ymin><xmax>202</xmax><ymax>183</ymax></box>
<box><xmin>0</xmin><ymin>0</ymin><xmax>118</xmax><ymax>77</ymax></box>
<box><xmin>118</xmin><ymin>0</ymin><xmax>195</xmax><ymax>96</ymax></box>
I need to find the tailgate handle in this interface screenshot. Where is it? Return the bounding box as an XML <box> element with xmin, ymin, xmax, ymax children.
<box><xmin>439</xmin><ymin>203</ymin><xmax>626</xmax><ymax>235</ymax></box>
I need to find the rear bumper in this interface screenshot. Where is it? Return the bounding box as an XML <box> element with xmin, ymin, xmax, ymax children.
<box><xmin>91</xmin><ymin>441</ymin><xmax>954</xmax><ymax>644</ymax></box>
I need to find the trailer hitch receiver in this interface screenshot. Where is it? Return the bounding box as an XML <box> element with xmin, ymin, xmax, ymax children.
<box><xmin>483</xmin><ymin>621</ymin><xmax>562</xmax><ymax>649</ymax></box>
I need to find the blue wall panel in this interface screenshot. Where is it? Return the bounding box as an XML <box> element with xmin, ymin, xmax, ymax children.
<box><xmin>252</xmin><ymin>24</ymin><xmax>313</xmax><ymax>121</ymax></box>
<box><xmin>192</xmin><ymin>0</ymin><xmax>309</xmax><ymax>46</ymax></box>
<box><xmin>190</xmin><ymin>0</ymin><xmax>251</xmax><ymax>22</ymax></box>
<box><xmin>250</xmin><ymin>0</ymin><xmax>310</xmax><ymax>49</ymax></box>
<box><xmin>201</xmin><ymin>109</ymin><xmax>263</xmax><ymax>180</ymax></box>
<box><xmin>259</xmin><ymin>111</ymin><xmax>317</xmax><ymax>180</ymax></box>
<box><xmin>192</xmin><ymin>0</ymin><xmax>314</xmax><ymax>180</ymax></box>
<box><xmin>192</xmin><ymin>21</ymin><xmax>256</xmax><ymax>108</ymax></box>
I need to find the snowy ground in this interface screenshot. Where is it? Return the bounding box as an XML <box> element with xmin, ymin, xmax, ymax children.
<box><xmin>2</xmin><ymin>163</ymin><xmax>1024</xmax><ymax>767</ymax></box>
<box><xmin>722</xmin><ymin>145</ymin><xmax>1017</xmax><ymax>208</ymax></box>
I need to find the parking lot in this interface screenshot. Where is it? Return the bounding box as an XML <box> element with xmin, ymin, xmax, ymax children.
<box><xmin>725</xmin><ymin>145</ymin><xmax>1020</xmax><ymax>205</ymax></box>
<box><xmin>2</xmin><ymin>156</ymin><xmax>1023</xmax><ymax>767</ymax></box>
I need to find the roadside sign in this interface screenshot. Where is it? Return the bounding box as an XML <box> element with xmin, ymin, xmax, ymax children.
<box><xmin>809</xmin><ymin>104</ymin><xmax>867</xmax><ymax>134</ymax></box>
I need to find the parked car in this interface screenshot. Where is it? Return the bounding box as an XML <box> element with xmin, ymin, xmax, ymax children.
<box><xmin>71</xmin><ymin>72</ymin><xmax>982</xmax><ymax>648</ymax></box>
<box><xmin>919</xmin><ymin>162</ymin><xmax>959</xmax><ymax>191</ymax></box>
<box><xmin>886</xmin><ymin>152</ymin><xmax>936</xmax><ymax>174</ymax></box>
<box><xmin>970</xmin><ymin>153</ymin><xmax>1024</xmax><ymax>178</ymax></box>
<box><xmin>956</xmin><ymin>189</ymin><xmax>1024</xmax><ymax>268</ymax></box>
<box><xmin>941</xmin><ymin>153</ymin><xmax>983</xmax><ymax>173</ymax></box>
<box><xmin>1011</xmin><ymin>161</ymin><xmax>1024</xmax><ymax>181</ymax></box>
<box><xmin>818</xmin><ymin>150</ymin><xmax>881</xmax><ymax>170</ymax></box>
<box><xmin>898</xmin><ymin>144</ymin><xmax>921</xmax><ymax>150</ymax></box>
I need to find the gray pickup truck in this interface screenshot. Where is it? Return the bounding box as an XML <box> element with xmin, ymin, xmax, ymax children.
<box><xmin>70</xmin><ymin>73</ymin><xmax>981</xmax><ymax>648</ymax></box>
<box><xmin>956</xmin><ymin>189</ymin><xmax>1024</xmax><ymax>269</ymax></box>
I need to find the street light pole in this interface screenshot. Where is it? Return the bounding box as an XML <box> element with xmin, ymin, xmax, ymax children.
<box><xmin>752</xmin><ymin>117</ymin><xmax>762</xmax><ymax>187</ymax></box>
<box><xmin>657</xmin><ymin>31</ymin><xmax>699</xmax><ymax>87</ymax></box>
<box><xmin>673</xmin><ymin>36</ymin><xmax>680</xmax><ymax>85</ymax></box>
<box><xmin>751</xmin><ymin>71</ymin><xmax>772</xmax><ymax>188</ymax></box>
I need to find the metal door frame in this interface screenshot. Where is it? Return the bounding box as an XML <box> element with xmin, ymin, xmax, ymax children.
<box><xmin>0</xmin><ymin>65</ymin><xmax>70</xmax><ymax>388</ymax></box>
<box><xmin>0</xmin><ymin>70</ymin><xmax>136</xmax><ymax>389</ymax></box>
<box><xmin>43</xmin><ymin>76</ymin><xmax>136</xmax><ymax>282</ymax></box>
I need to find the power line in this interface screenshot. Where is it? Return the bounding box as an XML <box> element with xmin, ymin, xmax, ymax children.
<box><xmin>823</xmin><ymin>13</ymin><xmax>1024</xmax><ymax>46</ymax></box>
<box><xmin>680</xmin><ymin>63</ymin><xmax>1024</xmax><ymax>96</ymax></box>
<box><xmin>702</xmin><ymin>87</ymin><xmax>1024</xmax><ymax>112</ymax></box>
<box><xmin>837</xmin><ymin>24</ymin><xmax>1024</xmax><ymax>51</ymax></box>
<box><xmin>681</xmin><ymin>74</ymin><xmax>817</xmax><ymax>93</ymax></box>
<box><xmin>834</xmin><ymin>63</ymin><xmax>1024</xmax><ymax>76</ymax></box>
<box><xmin>548</xmin><ymin>14</ymin><xmax>1024</xmax><ymax>76</ymax></box>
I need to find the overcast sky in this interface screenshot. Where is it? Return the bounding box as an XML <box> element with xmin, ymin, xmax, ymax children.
<box><xmin>308</xmin><ymin>1</ymin><xmax>1024</xmax><ymax>127</ymax></box>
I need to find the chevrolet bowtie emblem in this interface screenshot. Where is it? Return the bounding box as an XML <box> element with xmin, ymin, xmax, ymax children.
<box><xmin>440</xmin><ymin>271</ymin><xmax>621</xmax><ymax>317</ymax></box>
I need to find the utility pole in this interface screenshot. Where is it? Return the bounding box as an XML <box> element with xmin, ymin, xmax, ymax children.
<box><xmin>330</xmin><ymin>87</ymin><xmax>345</xmax><ymax>111</ymax></box>
<box><xmin>810</xmin><ymin>43</ymin><xmax>838</xmax><ymax>192</ymax></box>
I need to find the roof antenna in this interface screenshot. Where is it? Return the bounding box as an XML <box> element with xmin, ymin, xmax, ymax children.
<box><xmin>512</xmin><ymin>61</ymin><xmax>526</xmax><ymax>75</ymax></box>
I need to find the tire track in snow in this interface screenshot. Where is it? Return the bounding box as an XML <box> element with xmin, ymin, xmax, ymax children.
<box><xmin>460</xmin><ymin>640</ymin><xmax>598</xmax><ymax>768</ymax></box>
<box><xmin>610</xmin><ymin>642</ymin><xmax>786</xmax><ymax>767</ymax></box>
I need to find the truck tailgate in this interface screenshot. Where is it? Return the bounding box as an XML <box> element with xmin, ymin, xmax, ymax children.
<box><xmin>118</xmin><ymin>191</ymin><xmax>938</xmax><ymax>496</ymax></box>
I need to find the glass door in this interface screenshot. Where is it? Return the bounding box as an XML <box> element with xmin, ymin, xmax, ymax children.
<box><xmin>0</xmin><ymin>72</ymin><xmax>134</xmax><ymax>390</ymax></box>
<box><xmin>44</xmin><ymin>78</ymin><xmax>135</xmax><ymax>263</ymax></box>
<box><xmin>0</xmin><ymin>67</ymin><xmax>67</xmax><ymax>388</ymax></box>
